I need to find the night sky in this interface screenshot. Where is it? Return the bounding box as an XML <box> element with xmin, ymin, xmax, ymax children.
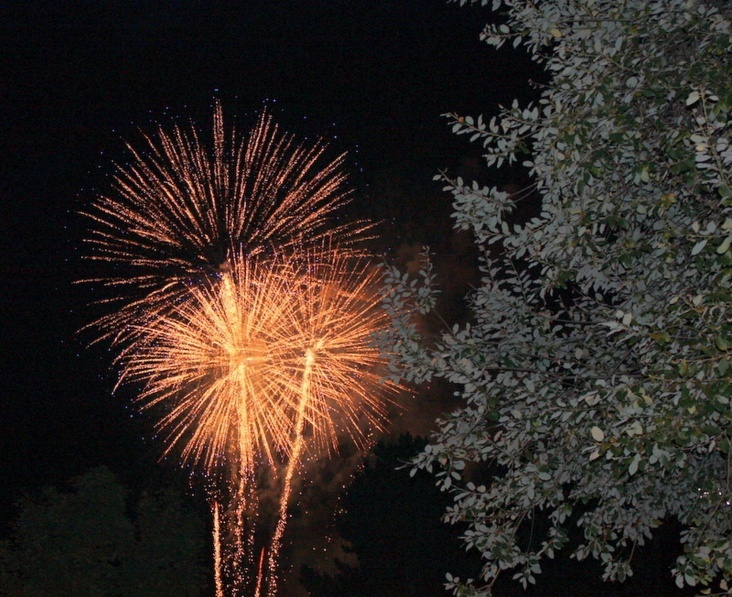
<box><xmin>0</xmin><ymin>0</ymin><xmax>541</xmax><ymax>591</ymax></box>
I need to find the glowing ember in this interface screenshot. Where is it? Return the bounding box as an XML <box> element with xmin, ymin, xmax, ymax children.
<box><xmin>213</xmin><ymin>500</ymin><xmax>223</xmax><ymax>597</ymax></box>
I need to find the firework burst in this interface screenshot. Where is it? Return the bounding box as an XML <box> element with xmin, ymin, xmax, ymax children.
<box><xmin>115</xmin><ymin>248</ymin><xmax>394</xmax><ymax>476</ymax></box>
<box><xmin>82</xmin><ymin>100</ymin><xmax>368</xmax><ymax>343</ymax></box>
<box><xmin>83</xmin><ymin>102</ymin><xmax>401</xmax><ymax>595</ymax></box>
<box><xmin>116</xmin><ymin>257</ymin><xmax>298</xmax><ymax>475</ymax></box>
<box><xmin>114</xmin><ymin>248</ymin><xmax>398</xmax><ymax>593</ymax></box>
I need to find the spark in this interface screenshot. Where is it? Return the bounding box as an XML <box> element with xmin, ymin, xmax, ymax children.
<box><xmin>266</xmin><ymin>347</ymin><xmax>314</xmax><ymax>597</ymax></box>
<box><xmin>213</xmin><ymin>500</ymin><xmax>223</xmax><ymax>597</ymax></box>
<box><xmin>255</xmin><ymin>547</ymin><xmax>266</xmax><ymax>597</ymax></box>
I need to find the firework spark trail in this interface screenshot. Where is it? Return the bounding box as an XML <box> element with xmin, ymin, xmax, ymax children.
<box><xmin>267</xmin><ymin>346</ymin><xmax>316</xmax><ymax>597</ymax></box>
<box><xmin>233</xmin><ymin>473</ymin><xmax>253</xmax><ymax>589</ymax></box>
<box><xmin>213</xmin><ymin>501</ymin><xmax>223</xmax><ymax>597</ymax></box>
<box><xmin>219</xmin><ymin>469</ymin><xmax>259</xmax><ymax>596</ymax></box>
<box><xmin>121</xmin><ymin>249</ymin><xmax>397</xmax><ymax>593</ymax></box>
<box><xmin>116</xmin><ymin>260</ymin><xmax>298</xmax><ymax>593</ymax></box>
<box><xmin>254</xmin><ymin>548</ymin><xmax>266</xmax><ymax>597</ymax></box>
<box><xmin>208</xmin><ymin>471</ymin><xmax>260</xmax><ymax>596</ymax></box>
<box><xmin>112</xmin><ymin>251</ymin><xmax>399</xmax><ymax>593</ymax></box>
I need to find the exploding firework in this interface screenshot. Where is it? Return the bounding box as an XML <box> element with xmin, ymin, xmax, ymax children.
<box><xmin>115</xmin><ymin>248</ymin><xmax>392</xmax><ymax>476</ymax></box>
<box><xmin>82</xmin><ymin>100</ymin><xmax>369</xmax><ymax>344</ymax></box>
<box><xmin>116</xmin><ymin>257</ymin><xmax>299</xmax><ymax>475</ymax></box>
<box><xmin>114</xmin><ymin>248</ymin><xmax>397</xmax><ymax>592</ymax></box>
<box><xmin>83</xmin><ymin>102</ymin><xmax>400</xmax><ymax>595</ymax></box>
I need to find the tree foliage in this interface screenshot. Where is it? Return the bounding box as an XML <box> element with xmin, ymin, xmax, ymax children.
<box><xmin>0</xmin><ymin>467</ymin><xmax>208</xmax><ymax>596</ymax></box>
<box><xmin>379</xmin><ymin>0</ymin><xmax>732</xmax><ymax>594</ymax></box>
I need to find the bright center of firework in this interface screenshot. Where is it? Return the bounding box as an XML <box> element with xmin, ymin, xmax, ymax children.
<box><xmin>228</xmin><ymin>344</ymin><xmax>267</xmax><ymax>369</ymax></box>
<box><xmin>220</xmin><ymin>337</ymin><xmax>269</xmax><ymax>371</ymax></box>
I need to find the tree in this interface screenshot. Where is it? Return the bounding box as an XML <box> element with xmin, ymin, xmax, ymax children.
<box><xmin>0</xmin><ymin>466</ymin><xmax>208</xmax><ymax>596</ymax></box>
<box><xmin>379</xmin><ymin>0</ymin><xmax>732</xmax><ymax>594</ymax></box>
<box><xmin>300</xmin><ymin>435</ymin><xmax>481</xmax><ymax>596</ymax></box>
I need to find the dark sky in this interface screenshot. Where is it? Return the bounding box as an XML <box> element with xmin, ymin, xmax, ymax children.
<box><xmin>0</xmin><ymin>0</ymin><xmax>539</xmax><ymax>586</ymax></box>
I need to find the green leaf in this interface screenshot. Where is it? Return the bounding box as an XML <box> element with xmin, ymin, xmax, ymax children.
<box><xmin>717</xmin><ymin>235</ymin><xmax>732</xmax><ymax>254</ymax></box>
<box><xmin>715</xmin><ymin>335</ymin><xmax>730</xmax><ymax>351</ymax></box>
<box><xmin>717</xmin><ymin>185</ymin><xmax>732</xmax><ymax>199</ymax></box>
<box><xmin>692</xmin><ymin>239</ymin><xmax>708</xmax><ymax>255</ymax></box>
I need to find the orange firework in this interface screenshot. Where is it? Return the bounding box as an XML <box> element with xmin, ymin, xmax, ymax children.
<box><xmin>277</xmin><ymin>249</ymin><xmax>393</xmax><ymax>452</ymax></box>
<box><xmin>115</xmin><ymin>257</ymin><xmax>299</xmax><ymax>475</ymax></box>
<box><xmin>83</xmin><ymin>102</ymin><xmax>399</xmax><ymax>595</ymax></box>
<box><xmin>113</xmin><ymin>247</ymin><xmax>398</xmax><ymax>593</ymax></box>
<box><xmin>115</xmin><ymin>247</ymin><xmax>397</xmax><ymax>474</ymax></box>
<box><xmin>82</xmin><ymin>100</ymin><xmax>368</xmax><ymax>343</ymax></box>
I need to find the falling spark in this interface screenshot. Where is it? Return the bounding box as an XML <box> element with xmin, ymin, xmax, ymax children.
<box><xmin>267</xmin><ymin>347</ymin><xmax>315</xmax><ymax>596</ymax></box>
<box><xmin>233</xmin><ymin>473</ymin><xmax>256</xmax><ymax>589</ymax></box>
<box><xmin>254</xmin><ymin>548</ymin><xmax>266</xmax><ymax>597</ymax></box>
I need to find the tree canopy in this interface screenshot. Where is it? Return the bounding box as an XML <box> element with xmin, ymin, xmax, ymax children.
<box><xmin>0</xmin><ymin>466</ymin><xmax>208</xmax><ymax>596</ymax></box>
<box><xmin>380</xmin><ymin>0</ymin><xmax>732</xmax><ymax>594</ymax></box>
